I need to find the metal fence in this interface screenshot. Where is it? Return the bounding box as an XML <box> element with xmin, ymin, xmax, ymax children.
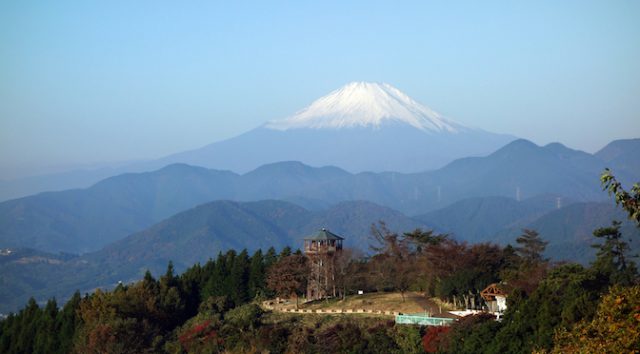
<box><xmin>395</xmin><ymin>314</ymin><xmax>456</xmax><ymax>326</ymax></box>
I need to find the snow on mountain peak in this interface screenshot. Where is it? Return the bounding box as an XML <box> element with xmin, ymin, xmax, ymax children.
<box><xmin>265</xmin><ymin>81</ymin><xmax>464</xmax><ymax>132</ymax></box>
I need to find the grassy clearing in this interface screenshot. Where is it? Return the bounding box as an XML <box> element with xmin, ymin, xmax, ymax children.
<box><xmin>271</xmin><ymin>291</ymin><xmax>455</xmax><ymax>318</ymax></box>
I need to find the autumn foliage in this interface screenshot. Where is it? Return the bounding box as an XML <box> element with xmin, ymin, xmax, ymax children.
<box><xmin>422</xmin><ymin>326</ymin><xmax>450</xmax><ymax>353</ymax></box>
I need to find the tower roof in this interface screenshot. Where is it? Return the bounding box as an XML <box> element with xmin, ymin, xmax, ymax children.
<box><xmin>304</xmin><ymin>228</ymin><xmax>344</xmax><ymax>241</ymax></box>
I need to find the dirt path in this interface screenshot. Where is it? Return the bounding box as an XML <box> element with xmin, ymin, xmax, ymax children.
<box><xmin>404</xmin><ymin>293</ymin><xmax>457</xmax><ymax>318</ymax></box>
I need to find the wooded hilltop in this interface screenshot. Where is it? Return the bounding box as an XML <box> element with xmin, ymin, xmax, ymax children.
<box><xmin>1</xmin><ymin>171</ymin><xmax>638</xmax><ymax>353</ymax></box>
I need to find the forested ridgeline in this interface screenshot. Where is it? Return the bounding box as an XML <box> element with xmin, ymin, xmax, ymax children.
<box><xmin>1</xmin><ymin>222</ymin><xmax>638</xmax><ymax>353</ymax></box>
<box><xmin>1</xmin><ymin>173</ymin><xmax>639</xmax><ymax>353</ymax></box>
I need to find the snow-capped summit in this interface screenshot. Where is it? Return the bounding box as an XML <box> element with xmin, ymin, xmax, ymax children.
<box><xmin>266</xmin><ymin>82</ymin><xmax>465</xmax><ymax>132</ymax></box>
<box><xmin>152</xmin><ymin>82</ymin><xmax>515</xmax><ymax>174</ymax></box>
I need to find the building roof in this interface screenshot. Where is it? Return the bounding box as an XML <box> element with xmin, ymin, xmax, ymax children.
<box><xmin>480</xmin><ymin>283</ymin><xmax>507</xmax><ymax>301</ymax></box>
<box><xmin>304</xmin><ymin>228</ymin><xmax>344</xmax><ymax>241</ymax></box>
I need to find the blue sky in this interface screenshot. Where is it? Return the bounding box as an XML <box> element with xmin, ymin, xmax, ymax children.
<box><xmin>1</xmin><ymin>1</ymin><xmax>639</xmax><ymax>178</ymax></box>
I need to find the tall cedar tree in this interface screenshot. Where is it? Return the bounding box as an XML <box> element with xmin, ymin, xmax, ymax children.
<box><xmin>248</xmin><ymin>249</ymin><xmax>266</xmax><ymax>300</ymax></box>
<box><xmin>229</xmin><ymin>249</ymin><xmax>250</xmax><ymax>305</ymax></box>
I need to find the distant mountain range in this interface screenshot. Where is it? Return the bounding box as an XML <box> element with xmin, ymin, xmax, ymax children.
<box><xmin>0</xmin><ymin>82</ymin><xmax>515</xmax><ymax>201</ymax></box>
<box><xmin>594</xmin><ymin>138</ymin><xmax>640</xmax><ymax>180</ymax></box>
<box><xmin>3</xmin><ymin>82</ymin><xmax>637</xmax><ymax>205</ymax></box>
<box><xmin>494</xmin><ymin>202</ymin><xmax>640</xmax><ymax>262</ymax></box>
<box><xmin>415</xmin><ymin>195</ymin><xmax>567</xmax><ymax>240</ymax></box>
<box><xmin>416</xmin><ymin>197</ymin><xmax>639</xmax><ymax>261</ymax></box>
<box><xmin>1</xmin><ymin>138</ymin><xmax>637</xmax><ymax>255</ymax></box>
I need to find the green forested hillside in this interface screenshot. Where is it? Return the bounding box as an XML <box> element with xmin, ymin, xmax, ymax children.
<box><xmin>1</xmin><ymin>219</ymin><xmax>638</xmax><ymax>353</ymax></box>
<box><xmin>416</xmin><ymin>197</ymin><xmax>640</xmax><ymax>263</ymax></box>
<box><xmin>4</xmin><ymin>196</ymin><xmax>640</xmax><ymax>313</ymax></box>
<box><xmin>2</xmin><ymin>139</ymin><xmax>632</xmax><ymax>255</ymax></box>
<box><xmin>415</xmin><ymin>195</ymin><xmax>560</xmax><ymax>240</ymax></box>
<box><xmin>496</xmin><ymin>202</ymin><xmax>640</xmax><ymax>262</ymax></box>
<box><xmin>0</xmin><ymin>199</ymin><xmax>427</xmax><ymax>313</ymax></box>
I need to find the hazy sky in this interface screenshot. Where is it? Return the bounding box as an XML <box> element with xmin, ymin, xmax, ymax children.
<box><xmin>1</xmin><ymin>1</ymin><xmax>639</xmax><ymax>179</ymax></box>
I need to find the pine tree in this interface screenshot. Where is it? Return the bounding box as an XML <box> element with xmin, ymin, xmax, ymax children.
<box><xmin>591</xmin><ymin>221</ymin><xmax>638</xmax><ymax>286</ymax></box>
<box><xmin>515</xmin><ymin>229</ymin><xmax>548</xmax><ymax>264</ymax></box>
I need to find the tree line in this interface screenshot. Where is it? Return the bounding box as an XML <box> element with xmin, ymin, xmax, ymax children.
<box><xmin>0</xmin><ymin>170</ymin><xmax>638</xmax><ymax>353</ymax></box>
<box><xmin>3</xmin><ymin>218</ymin><xmax>635</xmax><ymax>353</ymax></box>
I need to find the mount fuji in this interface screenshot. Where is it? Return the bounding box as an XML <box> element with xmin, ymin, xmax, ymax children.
<box><xmin>0</xmin><ymin>82</ymin><xmax>519</xmax><ymax>202</ymax></box>
<box><xmin>157</xmin><ymin>82</ymin><xmax>515</xmax><ymax>173</ymax></box>
<box><xmin>265</xmin><ymin>82</ymin><xmax>463</xmax><ymax>132</ymax></box>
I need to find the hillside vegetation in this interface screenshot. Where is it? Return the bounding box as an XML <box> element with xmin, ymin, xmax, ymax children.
<box><xmin>3</xmin><ymin>138</ymin><xmax>635</xmax><ymax>255</ymax></box>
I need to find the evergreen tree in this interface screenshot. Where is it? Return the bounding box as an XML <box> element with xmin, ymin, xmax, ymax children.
<box><xmin>279</xmin><ymin>246</ymin><xmax>292</xmax><ymax>258</ymax></box>
<box><xmin>263</xmin><ymin>247</ymin><xmax>278</xmax><ymax>298</ymax></box>
<box><xmin>142</xmin><ymin>269</ymin><xmax>159</xmax><ymax>292</ymax></box>
<box><xmin>490</xmin><ymin>264</ymin><xmax>603</xmax><ymax>353</ymax></box>
<box><xmin>34</xmin><ymin>298</ymin><xmax>59</xmax><ymax>354</ymax></box>
<box><xmin>160</xmin><ymin>261</ymin><xmax>187</xmax><ymax>328</ymax></box>
<box><xmin>229</xmin><ymin>249</ymin><xmax>250</xmax><ymax>305</ymax></box>
<box><xmin>160</xmin><ymin>261</ymin><xmax>177</xmax><ymax>288</ymax></box>
<box><xmin>58</xmin><ymin>291</ymin><xmax>81</xmax><ymax>354</ymax></box>
<box><xmin>248</xmin><ymin>249</ymin><xmax>265</xmax><ymax>300</ymax></box>
<box><xmin>591</xmin><ymin>221</ymin><xmax>638</xmax><ymax>286</ymax></box>
<box><xmin>202</xmin><ymin>255</ymin><xmax>224</xmax><ymax>299</ymax></box>
<box><xmin>264</xmin><ymin>247</ymin><xmax>278</xmax><ymax>269</ymax></box>
<box><xmin>16</xmin><ymin>298</ymin><xmax>40</xmax><ymax>353</ymax></box>
<box><xmin>179</xmin><ymin>262</ymin><xmax>203</xmax><ymax>318</ymax></box>
<box><xmin>515</xmin><ymin>229</ymin><xmax>548</xmax><ymax>264</ymax></box>
<box><xmin>0</xmin><ymin>313</ymin><xmax>16</xmax><ymax>353</ymax></box>
<box><xmin>221</xmin><ymin>250</ymin><xmax>237</xmax><ymax>298</ymax></box>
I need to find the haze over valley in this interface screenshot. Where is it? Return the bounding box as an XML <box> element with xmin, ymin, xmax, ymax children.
<box><xmin>0</xmin><ymin>79</ymin><xmax>638</xmax><ymax>317</ymax></box>
<box><xmin>1</xmin><ymin>2</ymin><xmax>639</xmax><ymax>353</ymax></box>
